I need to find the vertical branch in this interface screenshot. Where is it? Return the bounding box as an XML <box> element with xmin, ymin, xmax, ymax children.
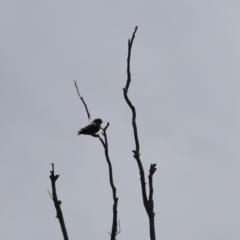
<box><xmin>148</xmin><ymin>164</ymin><xmax>157</xmax><ymax>202</ymax></box>
<box><xmin>49</xmin><ymin>164</ymin><xmax>69</xmax><ymax>240</ymax></box>
<box><xmin>148</xmin><ymin>164</ymin><xmax>157</xmax><ymax>240</ymax></box>
<box><xmin>125</xmin><ymin>26</ymin><xmax>138</xmax><ymax>93</ymax></box>
<box><xmin>97</xmin><ymin>123</ymin><xmax>119</xmax><ymax>240</ymax></box>
<box><xmin>123</xmin><ymin>27</ymin><xmax>157</xmax><ymax>240</ymax></box>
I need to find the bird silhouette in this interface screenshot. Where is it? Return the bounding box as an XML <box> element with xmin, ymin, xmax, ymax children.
<box><xmin>78</xmin><ymin>118</ymin><xmax>103</xmax><ymax>135</ymax></box>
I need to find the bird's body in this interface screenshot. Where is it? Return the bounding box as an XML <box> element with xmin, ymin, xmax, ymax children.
<box><xmin>78</xmin><ymin>118</ymin><xmax>103</xmax><ymax>135</ymax></box>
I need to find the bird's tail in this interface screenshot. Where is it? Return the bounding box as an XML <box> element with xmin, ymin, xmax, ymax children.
<box><xmin>77</xmin><ymin>131</ymin><xmax>82</xmax><ymax>135</ymax></box>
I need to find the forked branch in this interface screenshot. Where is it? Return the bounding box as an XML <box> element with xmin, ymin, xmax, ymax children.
<box><xmin>123</xmin><ymin>27</ymin><xmax>157</xmax><ymax>240</ymax></box>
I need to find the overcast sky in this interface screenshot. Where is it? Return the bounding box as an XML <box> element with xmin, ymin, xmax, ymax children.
<box><xmin>1</xmin><ymin>1</ymin><xmax>240</xmax><ymax>240</ymax></box>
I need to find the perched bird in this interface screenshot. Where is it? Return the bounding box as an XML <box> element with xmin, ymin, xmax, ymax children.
<box><xmin>78</xmin><ymin>118</ymin><xmax>103</xmax><ymax>135</ymax></box>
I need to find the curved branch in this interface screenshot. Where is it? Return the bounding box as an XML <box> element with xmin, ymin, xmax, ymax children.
<box><xmin>49</xmin><ymin>164</ymin><xmax>69</xmax><ymax>240</ymax></box>
<box><xmin>97</xmin><ymin>123</ymin><xmax>118</xmax><ymax>240</ymax></box>
<box><xmin>123</xmin><ymin>26</ymin><xmax>148</xmax><ymax>205</ymax></box>
<box><xmin>123</xmin><ymin>27</ymin><xmax>157</xmax><ymax>240</ymax></box>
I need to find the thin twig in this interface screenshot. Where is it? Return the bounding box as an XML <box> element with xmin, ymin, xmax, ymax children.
<box><xmin>74</xmin><ymin>80</ymin><xmax>91</xmax><ymax>122</ymax></box>
<box><xmin>48</xmin><ymin>190</ymin><xmax>53</xmax><ymax>199</ymax></box>
<box><xmin>116</xmin><ymin>220</ymin><xmax>121</xmax><ymax>235</ymax></box>
<box><xmin>49</xmin><ymin>163</ymin><xmax>69</xmax><ymax>240</ymax></box>
<box><xmin>123</xmin><ymin>27</ymin><xmax>157</xmax><ymax>240</ymax></box>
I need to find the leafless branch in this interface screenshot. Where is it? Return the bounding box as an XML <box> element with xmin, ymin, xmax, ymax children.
<box><xmin>75</xmin><ymin>86</ymin><xmax>119</xmax><ymax>239</ymax></box>
<box><xmin>123</xmin><ymin>27</ymin><xmax>157</xmax><ymax>240</ymax></box>
<box><xmin>148</xmin><ymin>164</ymin><xmax>157</xmax><ymax>202</ymax></box>
<box><xmin>97</xmin><ymin>122</ymin><xmax>119</xmax><ymax>240</ymax></box>
<box><xmin>111</xmin><ymin>221</ymin><xmax>121</xmax><ymax>240</ymax></box>
<box><xmin>74</xmin><ymin>80</ymin><xmax>91</xmax><ymax>122</ymax></box>
<box><xmin>125</xmin><ymin>26</ymin><xmax>138</xmax><ymax>93</ymax></box>
<box><xmin>49</xmin><ymin>163</ymin><xmax>69</xmax><ymax>240</ymax></box>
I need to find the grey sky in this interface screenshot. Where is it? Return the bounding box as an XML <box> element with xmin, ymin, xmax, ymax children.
<box><xmin>1</xmin><ymin>1</ymin><xmax>240</xmax><ymax>239</ymax></box>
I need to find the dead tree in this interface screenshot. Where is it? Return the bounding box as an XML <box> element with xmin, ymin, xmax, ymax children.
<box><xmin>123</xmin><ymin>27</ymin><xmax>157</xmax><ymax>240</ymax></box>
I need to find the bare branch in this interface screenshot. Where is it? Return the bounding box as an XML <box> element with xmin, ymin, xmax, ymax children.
<box><xmin>123</xmin><ymin>26</ymin><xmax>148</xmax><ymax>205</ymax></box>
<box><xmin>74</xmin><ymin>80</ymin><xmax>91</xmax><ymax>122</ymax></box>
<box><xmin>123</xmin><ymin>26</ymin><xmax>140</xmax><ymax>154</ymax></box>
<box><xmin>125</xmin><ymin>26</ymin><xmax>138</xmax><ymax>93</ymax></box>
<box><xmin>148</xmin><ymin>164</ymin><xmax>157</xmax><ymax>202</ymax></box>
<box><xmin>97</xmin><ymin>123</ymin><xmax>119</xmax><ymax>240</ymax></box>
<box><xmin>97</xmin><ymin>134</ymin><xmax>106</xmax><ymax>148</ymax></box>
<box><xmin>74</xmin><ymin>84</ymin><xmax>119</xmax><ymax>239</ymax></box>
<box><xmin>49</xmin><ymin>163</ymin><xmax>69</xmax><ymax>240</ymax></box>
<box><xmin>123</xmin><ymin>27</ymin><xmax>156</xmax><ymax>240</ymax></box>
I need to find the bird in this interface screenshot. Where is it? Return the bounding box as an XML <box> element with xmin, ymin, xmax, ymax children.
<box><xmin>77</xmin><ymin>118</ymin><xmax>103</xmax><ymax>135</ymax></box>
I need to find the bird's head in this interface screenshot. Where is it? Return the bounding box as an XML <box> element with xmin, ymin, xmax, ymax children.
<box><xmin>92</xmin><ymin>118</ymin><xmax>103</xmax><ymax>125</ymax></box>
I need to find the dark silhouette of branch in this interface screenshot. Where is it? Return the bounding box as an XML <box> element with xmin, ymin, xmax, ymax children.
<box><xmin>109</xmin><ymin>220</ymin><xmax>121</xmax><ymax>239</ymax></box>
<box><xmin>125</xmin><ymin>26</ymin><xmax>138</xmax><ymax>93</ymax></box>
<box><xmin>97</xmin><ymin>123</ymin><xmax>118</xmax><ymax>240</ymax></box>
<box><xmin>123</xmin><ymin>26</ymin><xmax>157</xmax><ymax>240</ymax></box>
<box><xmin>148</xmin><ymin>164</ymin><xmax>157</xmax><ymax>202</ymax></box>
<box><xmin>75</xmin><ymin>85</ymin><xmax>119</xmax><ymax>240</ymax></box>
<box><xmin>49</xmin><ymin>163</ymin><xmax>69</xmax><ymax>240</ymax></box>
<box><xmin>74</xmin><ymin>80</ymin><xmax>91</xmax><ymax>121</ymax></box>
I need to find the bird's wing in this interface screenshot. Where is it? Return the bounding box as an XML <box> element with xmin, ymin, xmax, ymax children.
<box><xmin>80</xmin><ymin>122</ymin><xmax>96</xmax><ymax>131</ymax></box>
